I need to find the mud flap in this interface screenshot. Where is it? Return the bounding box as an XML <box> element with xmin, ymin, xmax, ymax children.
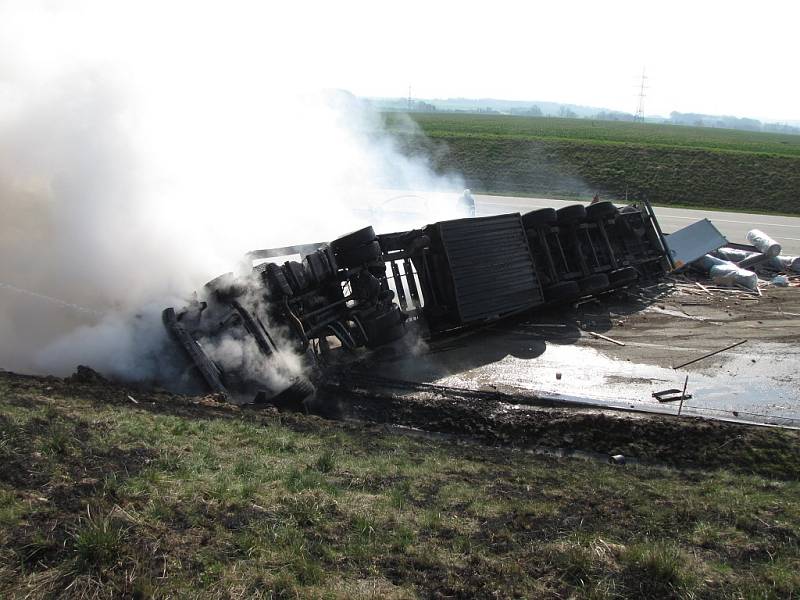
<box><xmin>162</xmin><ymin>307</ymin><xmax>229</xmax><ymax>399</ymax></box>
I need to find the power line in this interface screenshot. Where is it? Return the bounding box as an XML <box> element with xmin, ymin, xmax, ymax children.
<box><xmin>634</xmin><ymin>67</ymin><xmax>648</xmax><ymax>122</ymax></box>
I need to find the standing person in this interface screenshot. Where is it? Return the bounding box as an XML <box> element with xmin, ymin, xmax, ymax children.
<box><xmin>591</xmin><ymin>193</ymin><xmax>600</xmax><ymax>205</ymax></box>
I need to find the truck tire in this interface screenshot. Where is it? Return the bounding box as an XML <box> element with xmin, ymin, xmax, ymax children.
<box><xmin>304</xmin><ymin>250</ymin><xmax>331</xmax><ymax>284</ymax></box>
<box><xmin>263</xmin><ymin>263</ymin><xmax>293</xmax><ymax>297</ymax></box>
<box><xmin>522</xmin><ymin>208</ymin><xmax>557</xmax><ymax>229</ymax></box>
<box><xmin>336</xmin><ymin>240</ymin><xmax>381</xmax><ymax>268</ymax></box>
<box><xmin>608</xmin><ymin>266</ymin><xmax>638</xmax><ymax>287</ymax></box>
<box><xmin>283</xmin><ymin>261</ymin><xmax>310</xmax><ymax>294</ymax></box>
<box><xmin>586</xmin><ymin>201</ymin><xmax>618</xmax><ymax>220</ymax></box>
<box><xmin>577</xmin><ymin>273</ymin><xmax>610</xmax><ymax>296</ymax></box>
<box><xmin>556</xmin><ymin>204</ymin><xmax>587</xmax><ymax>225</ymax></box>
<box><xmin>543</xmin><ymin>280</ymin><xmax>580</xmax><ymax>302</ymax></box>
<box><xmin>361</xmin><ymin>305</ymin><xmax>406</xmax><ymax>347</ymax></box>
<box><xmin>331</xmin><ymin>226</ymin><xmax>376</xmax><ymax>253</ymax></box>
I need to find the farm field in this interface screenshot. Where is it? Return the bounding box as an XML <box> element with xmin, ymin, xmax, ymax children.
<box><xmin>402</xmin><ymin>113</ymin><xmax>800</xmax><ymax>156</ymax></box>
<box><xmin>386</xmin><ymin>113</ymin><xmax>800</xmax><ymax>215</ymax></box>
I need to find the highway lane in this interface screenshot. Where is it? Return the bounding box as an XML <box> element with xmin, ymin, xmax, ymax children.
<box><xmin>474</xmin><ymin>193</ymin><xmax>800</xmax><ymax>255</ymax></box>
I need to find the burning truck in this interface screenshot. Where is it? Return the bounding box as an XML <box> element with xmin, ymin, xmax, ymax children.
<box><xmin>163</xmin><ymin>201</ymin><xmax>673</xmax><ymax>406</ymax></box>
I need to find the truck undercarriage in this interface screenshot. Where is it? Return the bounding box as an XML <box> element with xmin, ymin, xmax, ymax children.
<box><xmin>163</xmin><ymin>201</ymin><xmax>673</xmax><ymax>406</ymax></box>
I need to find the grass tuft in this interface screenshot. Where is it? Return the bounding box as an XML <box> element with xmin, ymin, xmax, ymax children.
<box><xmin>620</xmin><ymin>541</ymin><xmax>698</xmax><ymax>597</ymax></box>
<box><xmin>313</xmin><ymin>449</ymin><xmax>336</xmax><ymax>474</ymax></box>
<box><xmin>70</xmin><ymin>507</ymin><xmax>126</xmax><ymax>570</ymax></box>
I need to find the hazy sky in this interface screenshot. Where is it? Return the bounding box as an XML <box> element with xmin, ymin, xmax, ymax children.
<box><xmin>1</xmin><ymin>0</ymin><xmax>798</xmax><ymax>121</ymax></box>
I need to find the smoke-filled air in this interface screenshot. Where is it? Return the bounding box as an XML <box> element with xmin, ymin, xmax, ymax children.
<box><xmin>0</xmin><ymin>2</ymin><xmax>465</xmax><ymax>381</ymax></box>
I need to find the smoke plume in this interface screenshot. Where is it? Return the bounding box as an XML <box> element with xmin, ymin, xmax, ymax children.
<box><xmin>0</xmin><ymin>2</ymin><xmax>465</xmax><ymax>381</ymax></box>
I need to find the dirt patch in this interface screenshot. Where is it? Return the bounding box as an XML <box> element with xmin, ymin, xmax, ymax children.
<box><xmin>4</xmin><ymin>365</ymin><xmax>799</xmax><ymax>481</ymax></box>
<box><xmin>313</xmin><ymin>381</ymin><xmax>800</xmax><ymax>480</ymax></box>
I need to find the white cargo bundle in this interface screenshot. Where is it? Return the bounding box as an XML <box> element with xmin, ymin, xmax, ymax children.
<box><xmin>746</xmin><ymin>229</ymin><xmax>782</xmax><ymax>257</ymax></box>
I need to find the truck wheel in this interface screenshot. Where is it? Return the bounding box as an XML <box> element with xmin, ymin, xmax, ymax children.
<box><xmin>336</xmin><ymin>240</ymin><xmax>382</xmax><ymax>268</ymax></box>
<box><xmin>263</xmin><ymin>263</ymin><xmax>293</xmax><ymax>297</ymax></box>
<box><xmin>586</xmin><ymin>201</ymin><xmax>618</xmax><ymax>220</ymax></box>
<box><xmin>361</xmin><ymin>305</ymin><xmax>406</xmax><ymax>346</ymax></box>
<box><xmin>304</xmin><ymin>251</ymin><xmax>332</xmax><ymax>284</ymax></box>
<box><xmin>283</xmin><ymin>261</ymin><xmax>310</xmax><ymax>294</ymax></box>
<box><xmin>543</xmin><ymin>280</ymin><xmax>580</xmax><ymax>302</ymax></box>
<box><xmin>577</xmin><ymin>273</ymin><xmax>610</xmax><ymax>295</ymax></box>
<box><xmin>608</xmin><ymin>266</ymin><xmax>638</xmax><ymax>287</ymax></box>
<box><xmin>556</xmin><ymin>204</ymin><xmax>587</xmax><ymax>225</ymax></box>
<box><xmin>331</xmin><ymin>226</ymin><xmax>376</xmax><ymax>253</ymax></box>
<box><xmin>522</xmin><ymin>208</ymin><xmax>557</xmax><ymax>229</ymax></box>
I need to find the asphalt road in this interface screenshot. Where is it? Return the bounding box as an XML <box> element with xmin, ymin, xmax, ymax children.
<box><xmin>474</xmin><ymin>194</ymin><xmax>800</xmax><ymax>255</ymax></box>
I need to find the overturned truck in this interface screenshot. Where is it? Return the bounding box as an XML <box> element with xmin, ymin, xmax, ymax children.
<box><xmin>163</xmin><ymin>201</ymin><xmax>672</xmax><ymax>405</ymax></box>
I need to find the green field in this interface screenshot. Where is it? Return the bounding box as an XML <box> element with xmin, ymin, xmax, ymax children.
<box><xmin>386</xmin><ymin>113</ymin><xmax>800</xmax><ymax>214</ymax></box>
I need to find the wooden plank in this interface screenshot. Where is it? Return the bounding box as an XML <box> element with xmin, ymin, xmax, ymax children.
<box><xmin>586</xmin><ymin>330</ymin><xmax>626</xmax><ymax>346</ymax></box>
<box><xmin>695</xmin><ymin>281</ymin><xmax>714</xmax><ymax>296</ymax></box>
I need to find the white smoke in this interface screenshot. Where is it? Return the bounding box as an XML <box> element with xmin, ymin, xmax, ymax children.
<box><xmin>0</xmin><ymin>2</ymin><xmax>465</xmax><ymax>380</ymax></box>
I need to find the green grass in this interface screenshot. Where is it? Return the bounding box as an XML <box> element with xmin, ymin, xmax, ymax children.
<box><xmin>1</xmin><ymin>374</ymin><xmax>799</xmax><ymax>598</ymax></box>
<box><xmin>385</xmin><ymin>113</ymin><xmax>800</xmax><ymax>215</ymax></box>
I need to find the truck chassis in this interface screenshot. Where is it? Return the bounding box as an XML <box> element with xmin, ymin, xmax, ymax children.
<box><xmin>163</xmin><ymin>201</ymin><xmax>672</xmax><ymax>405</ymax></box>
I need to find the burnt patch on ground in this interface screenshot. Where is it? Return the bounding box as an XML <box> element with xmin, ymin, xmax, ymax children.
<box><xmin>315</xmin><ymin>382</ymin><xmax>800</xmax><ymax>480</ymax></box>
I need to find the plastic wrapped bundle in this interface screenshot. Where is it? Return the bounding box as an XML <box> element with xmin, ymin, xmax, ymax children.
<box><xmin>714</xmin><ymin>246</ymin><xmax>800</xmax><ymax>274</ymax></box>
<box><xmin>693</xmin><ymin>254</ymin><xmax>759</xmax><ymax>290</ymax></box>
<box><xmin>769</xmin><ymin>255</ymin><xmax>800</xmax><ymax>274</ymax></box>
<box><xmin>714</xmin><ymin>247</ymin><xmax>754</xmax><ymax>262</ymax></box>
<box><xmin>746</xmin><ymin>229</ymin><xmax>782</xmax><ymax>257</ymax></box>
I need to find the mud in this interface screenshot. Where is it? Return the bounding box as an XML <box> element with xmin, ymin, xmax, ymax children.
<box><xmin>3</xmin><ymin>367</ymin><xmax>799</xmax><ymax>480</ymax></box>
<box><xmin>313</xmin><ymin>377</ymin><xmax>800</xmax><ymax>479</ymax></box>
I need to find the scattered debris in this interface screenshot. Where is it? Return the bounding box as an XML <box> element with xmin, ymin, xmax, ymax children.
<box><xmin>678</xmin><ymin>375</ymin><xmax>689</xmax><ymax>415</ymax></box>
<box><xmin>693</xmin><ymin>255</ymin><xmax>758</xmax><ymax>290</ymax></box>
<box><xmin>773</xmin><ymin>275</ymin><xmax>790</xmax><ymax>287</ymax></box>
<box><xmin>586</xmin><ymin>330</ymin><xmax>626</xmax><ymax>346</ymax></box>
<box><xmin>673</xmin><ymin>340</ymin><xmax>748</xmax><ymax>370</ymax></box>
<box><xmin>695</xmin><ymin>281</ymin><xmax>714</xmax><ymax>296</ymax></box>
<box><xmin>652</xmin><ymin>388</ymin><xmax>693</xmax><ymax>403</ymax></box>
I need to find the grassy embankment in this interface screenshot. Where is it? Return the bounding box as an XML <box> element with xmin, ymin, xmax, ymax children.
<box><xmin>2</xmin><ymin>373</ymin><xmax>799</xmax><ymax>598</ymax></box>
<box><xmin>387</xmin><ymin>113</ymin><xmax>800</xmax><ymax>215</ymax></box>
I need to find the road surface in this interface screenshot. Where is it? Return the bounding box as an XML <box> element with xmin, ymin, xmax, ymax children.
<box><xmin>474</xmin><ymin>194</ymin><xmax>800</xmax><ymax>255</ymax></box>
